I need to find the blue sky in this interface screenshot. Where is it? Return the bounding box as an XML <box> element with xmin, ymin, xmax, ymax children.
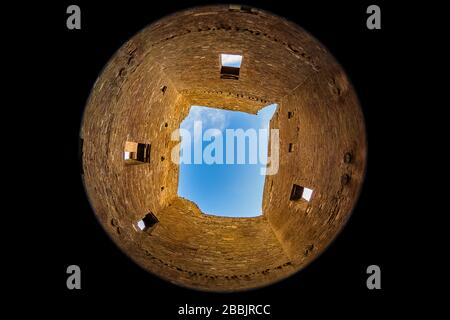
<box><xmin>177</xmin><ymin>104</ymin><xmax>277</xmax><ymax>217</ymax></box>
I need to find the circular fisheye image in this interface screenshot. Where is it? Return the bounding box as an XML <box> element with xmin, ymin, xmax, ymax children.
<box><xmin>80</xmin><ymin>4</ymin><xmax>366</xmax><ymax>291</ymax></box>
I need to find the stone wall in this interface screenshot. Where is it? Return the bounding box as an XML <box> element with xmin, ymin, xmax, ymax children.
<box><xmin>263</xmin><ymin>64</ymin><xmax>366</xmax><ymax>263</ymax></box>
<box><xmin>131</xmin><ymin>197</ymin><xmax>293</xmax><ymax>291</ymax></box>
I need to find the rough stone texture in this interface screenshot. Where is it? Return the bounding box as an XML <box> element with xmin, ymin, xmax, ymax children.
<box><xmin>80</xmin><ymin>5</ymin><xmax>366</xmax><ymax>291</ymax></box>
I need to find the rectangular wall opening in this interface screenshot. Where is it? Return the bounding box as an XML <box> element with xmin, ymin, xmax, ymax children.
<box><xmin>136</xmin><ymin>212</ymin><xmax>159</xmax><ymax>232</ymax></box>
<box><xmin>124</xmin><ymin>141</ymin><xmax>151</xmax><ymax>165</ymax></box>
<box><xmin>229</xmin><ymin>4</ymin><xmax>257</xmax><ymax>14</ymax></box>
<box><xmin>220</xmin><ymin>54</ymin><xmax>242</xmax><ymax>80</ymax></box>
<box><xmin>177</xmin><ymin>103</ymin><xmax>278</xmax><ymax>217</ymax></box>
<box><xmin>288</xmin><ymin>143</ymin><xmax>294</xmax><ymax>153</ymax></box>
<box><xmin>288</xmin><ymin>111</ymin><xmax>293</xmax><ymax>119</ymax></box>
<box><xmin>290</xmin><ymin>184</ymin><xmax>314</xmax><ymax>202</ymax></box>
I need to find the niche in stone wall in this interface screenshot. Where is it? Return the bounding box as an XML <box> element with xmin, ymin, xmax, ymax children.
<box><xmin>136</xmin><ymin>212</ymin><xmax>159</xmax><ymax>232</ymax></box>
<box><xmin>220</xmin><ymin>54</ymin><xmax>242</xmax><ymax>80</ymax></box>
<box><xmin>228</xmin><ymin>4</ymin><xmax>258</xmax><ymax>14</ymax></box>
<box><xmin>124</xmin><ymin>141</ymin><xmax>151</xmax><ymax>165</ymax></box>
<box><xmin>290</xmin><ymin>184</ymin><xmax>314</xmax><ymax>202</ymax></box>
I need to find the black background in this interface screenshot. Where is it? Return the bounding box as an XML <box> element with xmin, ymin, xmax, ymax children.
<box><xmin>12</xmin><ymin>0</ymin><xmax>421</xmax><ymax>317</ymax></box>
